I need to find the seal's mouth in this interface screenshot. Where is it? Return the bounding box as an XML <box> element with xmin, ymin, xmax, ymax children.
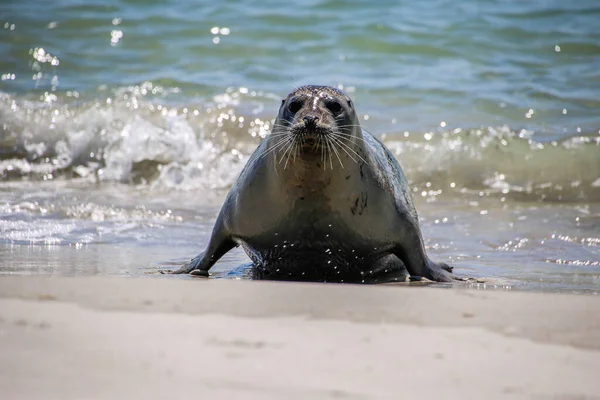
<box><xmin>303</xmin><ymin>137</ymin><xmax>317</xmax><ymax>146</ymax></box>
<box><xmin>290</xmin><ymin>126</ymin><xmax>333</xmax><ymax>149</ymax></box>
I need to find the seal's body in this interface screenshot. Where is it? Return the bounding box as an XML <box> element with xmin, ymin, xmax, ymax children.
<box><xmin>175</xmin><ymin>85</ymin><xmax>456</xmax><ymax>282</ymax></box>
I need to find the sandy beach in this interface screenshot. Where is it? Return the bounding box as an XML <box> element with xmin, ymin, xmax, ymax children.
<box><xmin>1</xmin><ymin>276</ymin><xmax>599</xmax><ymax>399</ymax></box>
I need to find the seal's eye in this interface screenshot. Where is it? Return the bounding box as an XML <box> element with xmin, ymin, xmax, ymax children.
<box><xmin>288</xmin><ymin>99</ymin><xmax>302</xmax><ymax>113</ymax></box>
<box><xmin>347</xmin><ymin>100</ymin><xmax>353</xmax><ymax>108</ymax></box>
<box><xmin>326</xmin><ymin>100</ymin><xmax>342</xmax><ymax>114</ymax></box>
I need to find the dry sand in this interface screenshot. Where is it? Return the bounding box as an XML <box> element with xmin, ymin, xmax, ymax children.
<box><xmin>1</xmin><ymin>276</ymin><xmax>599</xmax><ymax>399</ymax></box>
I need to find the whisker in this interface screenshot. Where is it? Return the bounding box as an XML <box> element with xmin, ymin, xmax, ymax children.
<box><xmin>283</xmin><ymin>140</ymin><xmax>295</xmax><ymax>169</ymax></box>
<box><xmin>329</xmin><ymin>135</ymin><xmax>357</xmax><ymax>164</ymax></box>
<box><xmin>332</xmin><ymin>130</ymin><xmax>369</xmax><ymax>144</ymax></box>
<box><xmin>329</xmin><ymin>133</ymin><xmax>369</xmax><ymax>165</ymax></box>
<box><xmin>260</xmin><ymin>136</ymin><xmax>289</xmax><ymax>153</ymax></box>
<box><xmin>270</xmin><ymin>123</ymin><xmax>292</xmax><ymax>129</ymax></box>
<box><xmin>320</xmin><ymin>135</ymin><xmax>326</xmax><ymax>170</ymax></box>
<box><xmin>325</xmin><ymin>137</ymin><xmax>334</xmax><ymax>170</ymax></box>
<box><xmin>335</xmin><ymin>124</ymin><xmax>363</xmax><ymax>128</ymax></box>
<box><xmin>294</xmin><ymin>134</ymin><xmax>302</xmax><ymax>162</ymax></box>
<box><xmin>330</xmin><ymin>135</ymin><xmax>368</xmax><ymax>166</ymax></box>
<box><xmin>264</xmin><ymin>132</ymin><xmax>292</xmax><ymax>139</ymax></box>
<box><xmin>278</xmin><ymin>136</ymin><xmax>296</xmax><ymax>163</ymax></box>
<box><xmin>328</xmin><ymin>135</ymin><xmax>345</xmax><ymax>169</ymax></box>
<box><xmin>258</xmin><ymin>136</ymin><xmax>293</xmax><ymax>160</ymax></box>
<box><xmin>262</xmin><ymin>138</ymin><xmax>292</xmax><ymax>163</ymax></box>
<box><xmin>324</xmin><ymin>137</ymin><xmax>330</xmax><ymax>171</ymax></box>
<box><xmin>335</xmin><ymin>126</ymin><xmax>368</xmax><ymax>135</ymax></box>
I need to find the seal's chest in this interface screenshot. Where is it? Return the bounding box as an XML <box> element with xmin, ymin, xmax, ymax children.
<box><xmin>249</xmin><ymin>242</ymin><xmax>377</xmax><ymax>283</ymax></box>
<box><xmin>241</xmin><ymin>223</ymin><xmax>398</xmax><ymax>281</ymax></box>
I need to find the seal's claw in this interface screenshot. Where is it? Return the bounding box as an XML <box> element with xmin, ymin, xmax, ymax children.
<box><xmin>440</xmin><ymin>262</ymin><xmax>454</xmax><ymax>272</ymax></box>
<box><xmin>434</xmin><ymin>270</ymin><xmax>469</xmax><ymax>283</ymax></box>
<box><xmin>170</xmin><ymin>253</ymin><xmax>205</xmax><ymax>275</ymax></box>
<box><xmin>169</xmin><ymin>262</ymin><xmax>196</xmax><ymax>274</ymax></box>
<box><xmin>424</xmin><ymin>262</ymin><xmax>452</xmax><ymax>282</ymax></box>
<box><xmin>189</xmin><ymin>269</ymin><xmax>209</xmax><ymax>277</ymax></box>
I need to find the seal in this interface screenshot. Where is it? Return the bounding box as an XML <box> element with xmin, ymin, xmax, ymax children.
<box><xmin>174</xmin><ymin>85</ymin><xmax>458</xmax><ymax>282</ymax></box>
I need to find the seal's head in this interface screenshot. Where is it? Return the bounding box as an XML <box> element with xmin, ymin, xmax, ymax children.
<box><xmin>275</xmin><ymin>85</ymin><xmax>359</xmax><ymax>150</ymax></box>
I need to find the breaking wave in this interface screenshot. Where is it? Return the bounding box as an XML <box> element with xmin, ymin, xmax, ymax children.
<box><xmin>1</xmin><ymin>86</ymin><xmax>599</xmax><ymax>202</ymax></box>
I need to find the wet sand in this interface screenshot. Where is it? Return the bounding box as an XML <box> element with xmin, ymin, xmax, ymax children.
<box><xmin>1</xmin><ymin>276</ymin><xmax>599</xmax><ymax>399</ymax></box>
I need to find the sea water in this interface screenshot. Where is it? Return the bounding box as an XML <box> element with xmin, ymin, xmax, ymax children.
<box><xmin>1</xmin><ymin>0</ymin><xmax>599</xmax><ymax>292</ymax></box>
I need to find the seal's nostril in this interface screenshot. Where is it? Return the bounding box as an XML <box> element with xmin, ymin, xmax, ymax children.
<box><xmin>303</xmin><ymin>115</ymin><xmax>318</xmax><ymax>125</ymax></box>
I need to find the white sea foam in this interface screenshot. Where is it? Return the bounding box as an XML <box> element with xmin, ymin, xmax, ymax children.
<box><xmin>1</xmin><ymin>91</ymin><xmax>599</xmax><ymax>201</ymax></box>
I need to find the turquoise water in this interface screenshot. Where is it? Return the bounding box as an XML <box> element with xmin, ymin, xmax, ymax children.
<box><xmin>3</xmin><ymin>0</ymin><xmax>600</xmax><ymax>136</ymax></box>
<box><xmin>0</xmin><ymin>0</ymin><xmax>599</xmax><ymax>291</ymax></box>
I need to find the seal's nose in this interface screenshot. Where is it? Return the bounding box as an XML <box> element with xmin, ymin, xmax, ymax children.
<box><xmin>303</xmin><ymin>115</ymin><xmax>319</xmax><ymax>126</ymax></box>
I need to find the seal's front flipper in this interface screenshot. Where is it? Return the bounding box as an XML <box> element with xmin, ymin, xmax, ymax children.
<box><xmin>406</xmin><ymin>266</ymin><xmax>459</xmax><ymax>283</ymax></box>
<box><xmin>389</xmin><ymin>210</ymin><xmax>462</xmax><ymax>282</ymax></box>
<box><xmin>171</xmin><ymin>252</ymin><xmax>208</xmax><ymax>275</ymax></box>
<box><xmin>394</xmin><ymin>235</ymin><xmax>458</xmax><ymax>282</ymax></box>
<box><xmin>424</xmin><ymin>261</ymin><xmax>456</xmax><ymax>282</ymax></box>
<box><xmin>171</xmin><ymin>237</ymin><xmax>236</xmax><ymax>276</ymax></box>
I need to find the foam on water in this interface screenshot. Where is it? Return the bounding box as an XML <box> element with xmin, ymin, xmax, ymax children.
<box><xmin>2</xmin><ymin>89</ymin><xmax>599</xmax><ymax>202</ymax></box>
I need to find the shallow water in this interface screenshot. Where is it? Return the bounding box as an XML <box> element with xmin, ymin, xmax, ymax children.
<box><xmin>1</xmin><ymin>0</ymin><xmax>599</xmax><ymax>292</ymax></box>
